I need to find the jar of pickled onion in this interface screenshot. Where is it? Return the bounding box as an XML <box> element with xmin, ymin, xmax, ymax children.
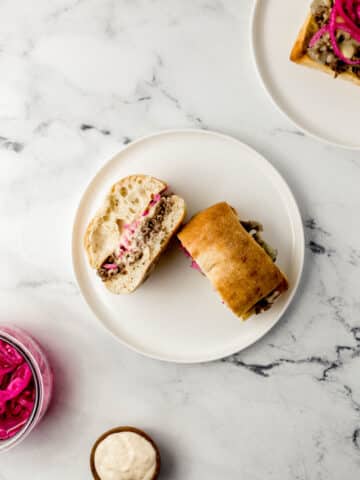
<box><xmin>0</xmin><ymin>325</ymin><xmax>53</xmax><ymax>451</ymax></box>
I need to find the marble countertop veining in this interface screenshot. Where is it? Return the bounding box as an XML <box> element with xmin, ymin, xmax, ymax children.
<box><xmin>1</xmin><ymin>0</ymin><xmax>360</xmax><ymax>478</ymax></box>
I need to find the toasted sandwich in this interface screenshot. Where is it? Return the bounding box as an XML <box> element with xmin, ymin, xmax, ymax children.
<box><xmin>177</xmin><ymin>202</ymin><xmax>288</xmax><ymax>320</ymax></box>
<box><xmin>84</xmin><ymin>175</ymin><xmax>186</xmax><ymax>294</ymax></box>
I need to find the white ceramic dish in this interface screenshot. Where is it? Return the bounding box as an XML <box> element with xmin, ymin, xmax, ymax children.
<box><xmin>72</xmin><ymin>130</ymin><xmax>304</xmax><ymax>363</ymax></box>
<box><xmin>252</xmin><ymin>0</ymin><xmax>360</xmax><ymax>149</ymax></box>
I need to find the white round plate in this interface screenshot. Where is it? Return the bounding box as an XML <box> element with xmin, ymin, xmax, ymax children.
<box><xmin>72</xmin><ymin>130</ymin><xmax>304</xmax><ymax>363</ymax></box>
<box><xmin>252</xmin><ymin>0</ymin><xmax>360</xmax><ymax>149</ymax></box>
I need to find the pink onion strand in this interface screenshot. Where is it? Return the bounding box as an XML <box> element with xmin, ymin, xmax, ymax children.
<box><xmin>309</xmin><ymin>0</ymin><xmax>360</xmax><ymax>65</ymax></box>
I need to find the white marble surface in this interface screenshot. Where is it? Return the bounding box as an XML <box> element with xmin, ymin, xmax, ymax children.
<box><xmin>1</xmin><ymin>0</ymin><xmax>360</xmax><ymax>478</ymax></box>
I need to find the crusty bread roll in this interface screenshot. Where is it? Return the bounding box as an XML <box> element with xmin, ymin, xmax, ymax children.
<box><xmin>178</xmin><ymin>202</ymin><xmax>288</xmax><ymax>320</ymax></box>
<box><xmin>290</xmin><ymin>13</ymin><xmax>360</xmax><ymax>86</ymax></box>
<box><xmin>84</xmin><ymin>175</ymin><xmax>186</xmax><ymax>294</ymax></box>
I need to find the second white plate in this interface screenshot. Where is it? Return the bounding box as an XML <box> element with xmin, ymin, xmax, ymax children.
<box><xmin>252</xmin><ymin>0</ymin><xmax>360</xmax><ymax>149</ymax></box>
<box><xmin>72</xmin><ymin>130</ymin><xmax>304</xmax><ymax>363</ymax></box>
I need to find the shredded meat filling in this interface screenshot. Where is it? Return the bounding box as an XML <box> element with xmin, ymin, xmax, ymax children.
<box><xmin>241</xmin><ymin>220</ymin><xmax>282</xmax><ymax>315</ymax></box>
<box><xmin>253</xmin><ymin>289</ymin><xmax>282</xmax><ymax>315</ymax></box>
<box><xmin>308</xmin><ymin>0</ymin><xmax>360</xmax><ymax>76</ymax></box>
<box><xmin>241</xmin><ymin>221</ymin><xmax>278</xmax><ymax>262</ymax></box>
<box><xmin>97</xmin><ymin>197</ymin><xmax>173</xmax><ymax>281</ymax></box>
<box><xmin>311</xmin><ymin>0</ymin><xmax>332</xmax><ymax>26</ymax></box>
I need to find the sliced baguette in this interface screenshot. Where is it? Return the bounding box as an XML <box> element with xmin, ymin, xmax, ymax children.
<box><xmin>290</xmin><ymin>13</ymin><xmax>360</xmax><ymax>86</ymax></box>
<box><xmin>84</xmin><ymin>175</ymin><xmax>186</xmax><ymax>294</ymax></box>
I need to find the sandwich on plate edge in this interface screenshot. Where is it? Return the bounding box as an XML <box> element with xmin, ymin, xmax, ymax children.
<box><xmin>84</xmin><ymin>175</ymin><xmax>186</xmax><ymax>294</ymax></box>
<box><xmin>177</xmin><ymin>202</ymin><xmax>288</xmax><ymax>320</ymax></box>
<box><xmin>290</xmin><ymin>0</ymin><xmax>360</xmax><ymax>85</ymax></box>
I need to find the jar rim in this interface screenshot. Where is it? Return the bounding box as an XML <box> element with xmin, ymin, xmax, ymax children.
<box><xmin>0</xmin><ymin>332</ymin><xmax>41</xmax><ymax>451</ymax></box>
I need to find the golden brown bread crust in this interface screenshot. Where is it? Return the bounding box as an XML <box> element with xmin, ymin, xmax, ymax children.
<box><xmin>177</xmin><ymin>202</ymin><xmax>288</xmax><ymax>320</ymax></box>
<box><xmin>290</xmin><ymin>12</ymin><xmax>360</xmax><ymax>86</ymax></box>
<box><xmin>290</xmin><ymin>13</ymin><xmax>315</xmax><ymax>62</ymax></box>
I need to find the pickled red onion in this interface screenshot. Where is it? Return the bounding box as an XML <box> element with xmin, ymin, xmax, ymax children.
<box><xmin>310</xmin><ymin>0</ymin><xmax>360</xmax><ymax>65</ymax></box>
<box><xmin>16</xmin><ymin>390</ymin><xmax>35</xmax><ymax>411</ymax></box>
<box><xmin>179</xmin><ymin>245</ymin><xmax>203</xmax><ymax>273</ymax></box>
<box><xmin>310</xmin><ymin>23</ymin><xmax>360</xmax><ymax>48</ymax></box>
<box><xmin>190</xmin><ymin>260</ymin><xmax>202</xmax><ymax>272</ymax></box>
<box><xmin>334</xmin><ymin>22</ymin><xmax>360</xmax><ymax>42</ymax></box>
<box><xmin>179</xmin><ymin>244</ymin><xmax>191</xmax><ymax>258</ymax></box>
<box><xmin>103</xmin><ymin>263</ymin><xmax>118</xmax><ymax>270</ymax></box>
<box><xmin>329</xmin><ymin>2</ymin><xmax>360</xmax><ymax>65</ymax></box>
<box><xmin>0</xmin><ymin>418</ymin><xmax>28</xmax><ymax>440</ymax></box>
<box><xmin>149</xmin><ymin>193</ymin><xmax>161</xmax><ymax>206</ymax></box>
<box><xmin>309</xmin><ymin>25</ymin><xmax>330</xmax><ymax>47</ymax></box>
<box><xmin>0</xmin><ymin>340</ymin><xmax>35</xmax><ymax>441</ymax></box>
<box><xmin>0</xmin><ymin>364</ymin><xmax>32</xmax><ymax>404</ymax></box>
<box><xmin>106</xmin><ymin>193</ymin><xmax>165</xmax><ymax>266</ymax></box>
<box><xmin>0</xmin><ymin>340</ymin><xmax>23</xmax><ymax>367</ymax></box>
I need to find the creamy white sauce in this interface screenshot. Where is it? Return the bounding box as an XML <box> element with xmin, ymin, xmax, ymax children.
<box><xmin>94</xmin><ymin>431</ymin><xmax>157</xmax><ymax>480</ymax></box>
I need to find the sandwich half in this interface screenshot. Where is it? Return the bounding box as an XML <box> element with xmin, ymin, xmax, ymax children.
<box><xmin>84</xmin><ymin>175</ymin><xmax>186</xmax><ymax>294</ymax></box>
<box><xmin>177</xmin><ymin>202</ymin><xmax>288</xmax><ymax>320</ymax></box>
<box><xmin>290</xmin><ymin>0</ymin><xmax>360</xmax><ymax>85</ymax></box>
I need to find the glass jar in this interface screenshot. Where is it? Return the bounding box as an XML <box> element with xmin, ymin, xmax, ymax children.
<box><xmin>0</xmin><ymin>325</ymin><xmax>53</xmax><ymax>452</ymax></box>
